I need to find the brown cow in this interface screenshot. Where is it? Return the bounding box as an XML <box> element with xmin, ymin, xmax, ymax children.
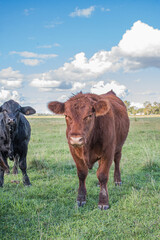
<box><xmin>48</xmin><ymin>91</ymin><xmax>129</xmax><ymax>210</ymax></box>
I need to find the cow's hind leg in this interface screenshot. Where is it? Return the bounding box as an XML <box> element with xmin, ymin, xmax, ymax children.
<box><xmin>114</xmin><ymin>150</ymin><xmax>122</xmax><ymax>186</ymax></box>
<box><xmin>12</xmin><ymin>154</ymin><xmax>19</xmax><ymax>175</ymax></box>
<box><xmin>0</xmin><ymin>167</ymin><xmax>4</xmax><ymax>187</ymax></box>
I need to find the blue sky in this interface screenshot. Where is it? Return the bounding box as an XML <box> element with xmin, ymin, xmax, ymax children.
<box><xmin>1</xmin><ymin>0</ymin><xmax>160</xmax><ymax>112</ymax></box>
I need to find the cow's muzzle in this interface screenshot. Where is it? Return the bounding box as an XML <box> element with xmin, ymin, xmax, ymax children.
<box><xmin>69</xmin><ymin>136</ymin><xmax>84</xmax><ymax>147</ymax></box>
<box><xmin>7</xmin><ymin>118</ymin><xmax>16</xmax><ymax>126</ymax></box>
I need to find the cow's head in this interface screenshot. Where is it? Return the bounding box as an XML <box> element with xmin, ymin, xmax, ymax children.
<box><xmin>48</xmin><ymin>93</ymin><xmax>110</xmax><ymax>147</ymax></box>
<box><xmin>0</xmin><ymin>100</ymin><xmax>36</xmax><ymax>131</ymax></box>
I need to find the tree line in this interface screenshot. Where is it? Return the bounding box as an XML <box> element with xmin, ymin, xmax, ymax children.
<box><xmin>124</xmin><ymin>101</ymin><xmax>160</xmax><ymax>115</ymax></box>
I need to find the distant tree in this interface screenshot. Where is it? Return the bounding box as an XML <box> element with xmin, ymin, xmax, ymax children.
<box><xmin>124</xmin><ymin>101</ymin><xmax>131</xmax><ymax>111</ymax></box>
<box><xmin>124</xmin><ymin>100</ymin><xmax>160</xmax><ymax>116</ymax></box>
<box><xmin>129</xmin><ymin>106</ymin><xmax>137</xmax><ymax>115</ymax></box>
<box><xmin>143</xmin><ymin>101</ymin><xmax>152</xmax><ymax>115</ymax></box>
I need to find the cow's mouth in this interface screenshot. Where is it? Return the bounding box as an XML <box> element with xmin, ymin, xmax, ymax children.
<box><xmin>71</xmin><ymin>143</ymin><xmax>84</xmax><ymax>148</ymax></box>
<box><xmin>7</xmin><ymin>124</ymin><xmax>16</xmax><ymax>133</ymax></box>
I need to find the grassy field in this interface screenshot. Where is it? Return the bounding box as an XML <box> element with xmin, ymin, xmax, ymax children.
<box><xmin>0</xmin><ymin>117</ymin><xmax>160</xmax><ymax>240</ymax></box>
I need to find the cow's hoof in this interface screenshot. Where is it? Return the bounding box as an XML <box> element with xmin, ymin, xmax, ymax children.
<box><xmin>23</xmin><ymin>181</ymin><xmax>32</xmax><ymax>187</ymax></box>
<box><xmin>98</xmin><ymin>204</ymin><xmax>109</xmax><ymax>210</ymax></box>
<box><xmin>115</xmin><ymin>182</ymin><xmax>122</xmax><ymax>186</ymax></box>
<box><xmin>23</xmin><ymin>180</ymin><xmax>31</xmax><ymax>186</ymax></box>
<box><xmin>23</xmin><ymin>176</ymin><xmax>31</xmax><ymax>186</ymax></box>
<box><xmin>77</xmin><ymin>200</ymin><xmax>86</xmax><ymax>207</ymax></box>
<box><xmin>25</xmin><ymin>184</ymin><xmax>32</xmax><ymax>187</ymax></box>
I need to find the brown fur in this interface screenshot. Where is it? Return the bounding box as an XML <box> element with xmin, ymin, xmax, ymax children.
<box><xmin>48</xmin><ymin>90</ymin><xmax>130</xmax><ymax>209</ymax></box>
<box><xmin>0</xmin><ymin>153</ymin><xmax>8</xmax><ymax>171</ymax></box>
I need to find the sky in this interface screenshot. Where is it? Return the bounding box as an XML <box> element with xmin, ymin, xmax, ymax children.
<box><xmin>1</xmin><ymin>0</ymin><xmax>160</xmax><ymax>113</ymax></box>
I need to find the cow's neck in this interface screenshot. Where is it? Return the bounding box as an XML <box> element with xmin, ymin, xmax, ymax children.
<box><xmin>6</xmin><ymin>125</ymin><xmax>17</xmax><ymax>141</ymax></box>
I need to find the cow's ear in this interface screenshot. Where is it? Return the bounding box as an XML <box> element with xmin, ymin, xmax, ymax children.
<box><xmin>93</xmin><ymin>100</ymin><xmax>110</xmax><ymax>117</ymax></box>
<box><xmin>48</xmin><ymin>101</ymin><xmax>65</xmax><ymax>114</ymax></box>
<box><xmin>20</xmin><ymin>106</ymin><xmax>36</xmax><ymax>115</ymax></box>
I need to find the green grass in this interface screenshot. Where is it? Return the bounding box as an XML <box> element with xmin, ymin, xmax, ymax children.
<box><xmin>0</xmin><ymin>117</ymin><xmax>160</xmax><ymax>240</ymax></box>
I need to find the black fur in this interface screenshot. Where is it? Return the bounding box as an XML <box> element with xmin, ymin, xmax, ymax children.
<box><xmin>0</xmin><ymin>100</ymin><xmax>36</xmax><ymax>187</ymax></box>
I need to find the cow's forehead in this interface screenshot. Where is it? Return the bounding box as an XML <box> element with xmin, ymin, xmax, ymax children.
<box><xmin>2</xmin><ymin>100</ymin><xmax>20</xmax><ymax>111</ymax></box>
<box><xmin>65</xmin><ymin>97</ymin><xmax>93</xmax><ymax>117</ymax></box>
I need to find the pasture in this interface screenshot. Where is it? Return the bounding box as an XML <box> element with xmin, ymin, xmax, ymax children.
<box><xmin>0</xmin><ymin>117</ymin><xmax>160</xmax><ymax>240</ymax></box>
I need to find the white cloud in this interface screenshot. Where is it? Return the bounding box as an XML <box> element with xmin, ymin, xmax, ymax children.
<box><xmin>54</xmin><ymin>43</ymin><xmax>60</xmax><ymax>47</ymax></box>
<box><xmin>91</xmin><ymin>81</ymin><xmax>128</xmax><ymax>98</ymax></box>
<box><xmin>30</xmin><ymin>72</ymin><xmax>86</xmax><ymax>93</ymax></box>
<box><xmin>10</xmin><ymin>51</ymin><xmax>57</xmax><ymax>66</ymax></box>
<box><xmin>30</xmin><ymin>21</ymin><xmax>160</xmax><ymax>91</ymax></box>
<box><xmin>101</xmin><ymin>8</ymin><xmax>110</xmax><ymax>12</ymax></box>
<box><xmin>44</xmin><ymin>21</ymin><xmax>63</xmax><ymax>29</ymax></box>
<box><xmin>112</xmin><ymin>20</ymin><xmax>160</xmax><ymax>70</ymax></box>
<box><xmin>135</xmin><ymin>79</ymin><xmax>141</xmax><ymax>83</ymax></box>
<box><xmin>71</xmin><ymin>82</ymin><xmax>86</xmax><ymax>91</ymax></box>
<box><xmin>36</xmin><ymin>43</ymin><xmax>60</xmax><ymax>49</ymax></box>
<box><xmin>58</xmin><ymin>95</ymin><xmax>68</xmax><ymax>102</ymax></box>
<box><xmin>69</xmin><ymin>6</ymin><xmax>95</xmax><ymax>18</ymax></box>
<box><xmin>130</xmin><ymin>102</ymin><xmax>144</xmax><ymax>109</ymax></box>
<box><xmin>30</xmin><ymin>78</ymin><xmax>60</xmax><ymax>88</ymax></box>
<box><xmin>53</xmin><ymin>51</ymin><xmax>117</xmax><ymax>82</ymax></box>
<box><xmin>37</xmin><ymin>45</ymin><xmax>53</xmax><ymax>49</ymax></box>
<box><xmin>30</xmin><ymin>72</ymin><xmax>60</xmax><ymax>89</ymax></box>
<box><xmin>118</xmin><ymin>21</ymin><xmax>160</xmax><ymax>57</ymax></box>
<box><xmin>55</xmin><ymin>21</ymin><xmax>160</xmax><ymax>79</ymax></box>
<box><xmin>10</xmin><ymin>51</ymin><xmax>57</xmax><ymax>59</ymax></box>
<box><xmin>0</xmin><ymin>67</ymin><xmax>23</xmax><ymax>88</ymax></box>
<box><xmin>21</xmin><ymin>59</ymin><xmax>43</xmax><ymax>66</ymax></box>
<box><xmin>0</xmin><ymin>80</ymin><xmax>21</xmax><ymax>88</ymax></box>
<box><xmin>24</xmin><ymin>8</ymin><xmax>34</xmax><ymax>16</ymax></box>
<box><xmin>0</xmin><ymin>87</ymin><xmax>20</xmax><ymax>105</ymax></box>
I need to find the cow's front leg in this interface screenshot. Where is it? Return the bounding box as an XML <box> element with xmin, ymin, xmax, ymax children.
<box><xmin>77</xmin><ymin>166</ymin><xmax>88</xmax><ymax>207</ymax></box>
<box><xmin>19</xmin><ymin>142</ymin><xmax>31</xmax><ymax>186</ymax></box>
<box><xmin>97</xmin><ymin>157</ymin><xmax>112</xmax><ymax>210</ymax></box>
<box><xmin>19</xmin><ymin>154</ymin><xmax>31</xmax><ymax>186</ymax></box>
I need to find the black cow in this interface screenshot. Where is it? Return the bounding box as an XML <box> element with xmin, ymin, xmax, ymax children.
<box><xmin>0</xmin><ymin>100</ymin><xmax>36</xmax><ymax>187</ymax></box>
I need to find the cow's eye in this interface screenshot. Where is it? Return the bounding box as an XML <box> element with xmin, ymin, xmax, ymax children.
<box><xmin>15</xmin><ymin>109</ymin><xmax>20</xmax><ymax>113</ymax></box>
<box><xmin>3</xmin><ymin>110</ymin><xmax>8</xmax><ymax>114</ymax></box>
<box><xmin>84</xmin><ymin>115</ymin><xmax>92</xmax><ymax>121</ymax></box>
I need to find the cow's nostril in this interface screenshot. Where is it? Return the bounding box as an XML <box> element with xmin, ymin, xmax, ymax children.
<box><xmin>70</xmin><ymin>136</ymin><xmax>84</xmax><ymax>146</ymax></box>
<box><xmin>7</xmin><ymin>118</ymin><xmax>15</xmax><ymax>125</ymax></box>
